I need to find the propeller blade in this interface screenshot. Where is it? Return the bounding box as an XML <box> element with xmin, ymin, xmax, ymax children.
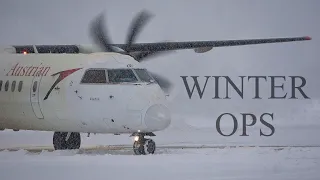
<box><xmin>149</xmin><ymin>71</ymin><xmax>173</xmax><ymax>93</ymax></box>
<box><xmin>125</xmin><ymin>10</ymin><xmax>153</xmax><ymax>50</ymax></box>
<box><xmin>89</xmin><ymin>12</ymin><xmax>116</xmax><ymax>52</ymax></box>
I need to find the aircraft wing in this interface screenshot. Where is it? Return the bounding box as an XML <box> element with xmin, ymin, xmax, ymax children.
<box><xmin>113</xmin><ymin>36</ymin><xmax>311</xmax><ymax>53</ymax></box>
<box><xmin>8</xmin><ymin>36</ymin><xmax>311</xmax><ymax>59</ymax></box>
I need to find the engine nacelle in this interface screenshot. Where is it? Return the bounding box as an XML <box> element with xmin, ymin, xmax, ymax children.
<box><xmin>194</xmin><ymin>47</ymin><xmax>213</xmax><ymax>53</ymax></box>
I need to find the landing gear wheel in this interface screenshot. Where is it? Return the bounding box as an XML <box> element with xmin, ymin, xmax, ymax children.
<box><xmin>53</xmin><ymin>132</ymin><xmax>81</xmax><ymax>150</ymax></box>
<box><xmin>133</xmin><ymin>141</ymin><xmax>145</xmax><ymax>155</ymax></box>
<box><xmin>145</xmin><ymin>139</ymin><xmax>156</xmax><ymax>154</ymax></box>
<box><xmin>133</xmin><ymin>138</ymin><xmax>156</xmax><ymax>155</ymax></box>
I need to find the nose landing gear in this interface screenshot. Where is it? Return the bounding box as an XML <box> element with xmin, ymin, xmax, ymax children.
<box><xmin>131</xmin><ymin>132</ymin><xmax>156</xmax><ymax>155</ymax></box>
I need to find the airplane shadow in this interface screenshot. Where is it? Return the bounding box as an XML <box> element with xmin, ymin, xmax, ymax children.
<box><xmin>6</xmin><ymin>147</ymin><xmax>181</xmax><ymax>156</ymax></box>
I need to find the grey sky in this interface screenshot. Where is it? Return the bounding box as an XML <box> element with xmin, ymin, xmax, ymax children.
<box><xmin>1</xmin><ymin>0</ymin><xmax>319</xmax><ymax>122</ymax></box>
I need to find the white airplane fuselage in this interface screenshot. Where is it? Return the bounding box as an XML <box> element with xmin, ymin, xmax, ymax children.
<box><xmin>0</xmin><ymin>52</ymin><xmax>171</xmax><ymax>134</ymax></box>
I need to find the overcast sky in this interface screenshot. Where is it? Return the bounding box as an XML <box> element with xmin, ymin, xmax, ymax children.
<box><xmin>1</xmin><ymin>0</ymin><xmax>319</xmax><ymax>122</ymax></box>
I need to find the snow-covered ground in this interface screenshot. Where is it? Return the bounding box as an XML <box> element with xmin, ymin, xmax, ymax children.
<box><xmin>1</xmin><ymin>113</ymin><xmax>320</xmax><ymax>180</ymax></box>
<box><xmin>0</xmin><ymin>146</ymin><xmax>319</xmax><ymax>180</ymax></box>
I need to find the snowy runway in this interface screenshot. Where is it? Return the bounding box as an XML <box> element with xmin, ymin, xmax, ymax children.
<box><xmin>0</xmin><ymin>146</ymin><xmax>319</xmax><ymax>180</ymax></box>
<box><xmin>1</xmin><ymin>114</ymin><xmax>319</xmax><ymax>180</ymax></box>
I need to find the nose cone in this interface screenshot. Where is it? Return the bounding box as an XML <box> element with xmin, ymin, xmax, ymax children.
<box><xmin>144</xmin><ymin>104</ymin><xmax>171</xmax><ymax>131</ymax></box>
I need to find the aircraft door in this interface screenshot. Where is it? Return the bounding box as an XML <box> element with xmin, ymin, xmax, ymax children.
<box><xmin>30</xmin><ymin>75</ymin><xmax>44</xmax><ymax>119</ymax></box>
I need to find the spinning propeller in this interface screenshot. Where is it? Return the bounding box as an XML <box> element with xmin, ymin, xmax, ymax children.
<box><xmin>89</xmin><ymin>10</ymin><xmax>173</xmax><ymax>93</ymax></box>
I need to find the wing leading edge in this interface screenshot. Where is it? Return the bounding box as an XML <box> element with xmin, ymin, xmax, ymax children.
<box><xmin>113</xmin><ymin>36</ymin><xmax>311</xmax><ymax>53</ymax></box>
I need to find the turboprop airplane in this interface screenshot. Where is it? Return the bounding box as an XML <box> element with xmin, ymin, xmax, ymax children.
<box><xmin>0</xmin><ymin>10</ymin><xmax>311</xmax><ymax>155</ymax></box>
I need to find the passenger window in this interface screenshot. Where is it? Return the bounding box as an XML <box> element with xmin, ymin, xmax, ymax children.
<box><xmin>18</xmin><ymin>81</ymin><xmax>23</xmax><ymax>92</ymax></box>
<box><xmin>0</xmin><ymin>80</ymin><xmax>2</xmax><ymax>91</ymax></box>
<box><xmin>108</xmin><ymin>69</ymin><xmax>138</xmax><ymax>83</ymax></box>
<box><xmin>81</xmin><ymin>69</ymin><xmax>107</xmax><ymax>84</ymax></box>
<box><xmin>5</xmin><ymin>81</ymin><xmax>9</xmax><ymax>91</ymax></box>
<box><xmin>33</xmin><ymin>81</ymin><xmax>37</xmax><ymax>92</ymax></box>
<box><xmin>11</xmin><ymin>81</ymin><xmax>16</xmax><ymax>92</ymax></box>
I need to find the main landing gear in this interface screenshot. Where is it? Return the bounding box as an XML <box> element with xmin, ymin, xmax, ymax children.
<box><xmin>53</xmin><ymin>132</ymin><xmax>81</xmax><ymax>150</ymax></box>
<box><xmin>131</xmin><ymin>132</ymin><xmax>156</xmax><ymax>155</ymax></box>
<box><xmin>52</xmin><ymin>131</ymin><xmax>155</xmax><ymax>155</ymax></box>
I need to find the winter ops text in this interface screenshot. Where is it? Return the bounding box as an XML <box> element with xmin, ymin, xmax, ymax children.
<box><xmin>180</xmin><ymin>76</ymin><xmax>310</xmax><ymax>137</ymax></box>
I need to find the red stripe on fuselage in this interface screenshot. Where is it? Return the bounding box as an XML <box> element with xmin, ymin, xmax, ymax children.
<box><xmin>44</xmin><ymin>68</ymin><xmax>82</xmax><ymax>100</ymax></box>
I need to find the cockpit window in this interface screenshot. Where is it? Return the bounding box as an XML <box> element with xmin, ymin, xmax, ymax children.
<box><xmin>107</xmin><ymin>69</ymin><xmax>138</xmax><ymax>83</ymax></box>
<box><xmin>81</xmin><ymin>69</ymin><xmax>107</xmax><ymax>84</ymax></box>
<box><xmin>134</xmin><ymin>69</ymin><xmax>154</xmax><ymax>83</ymax></box>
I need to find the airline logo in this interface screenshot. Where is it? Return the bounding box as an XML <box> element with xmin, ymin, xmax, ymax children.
<box><xmin>6</xmin><ymin>63</ymin><xmax>51</xmax><ymax>76</ymax></box>
<box><xmin>44</xmin><ymin>68</ymin><xmax>83</xmax><ymax>100</ymax></box>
